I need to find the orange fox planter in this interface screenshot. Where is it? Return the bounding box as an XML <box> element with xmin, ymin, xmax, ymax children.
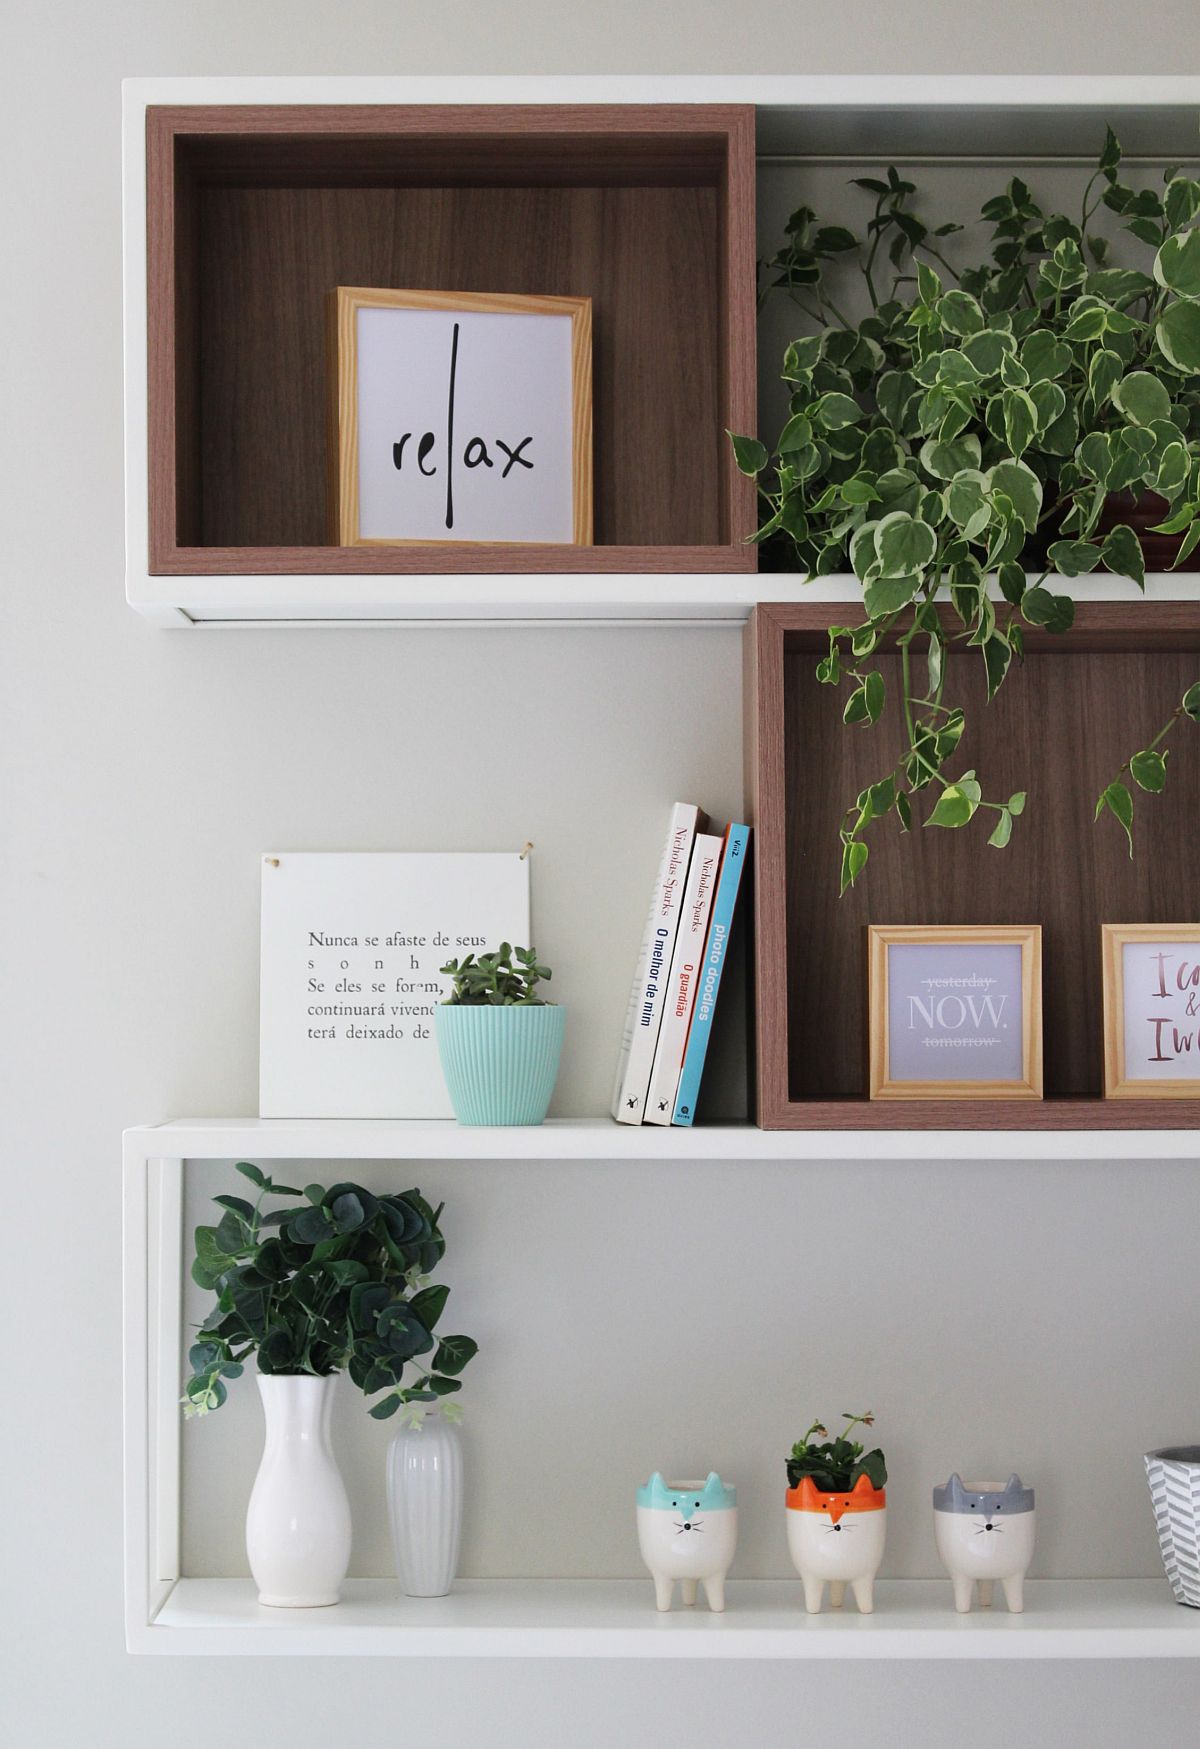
<box><xmin>785</xmin><ymin>1474</ymin><xmax>887</xmax><ymax>1613</ymax></box>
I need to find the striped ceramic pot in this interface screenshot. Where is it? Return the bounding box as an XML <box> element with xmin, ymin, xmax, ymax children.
<box><xmin>434</xmin><ymin>1003</ymin><xmax>565</xmax><ymax>1125</ymax></box>
<box><xmin>387</xmin><ymin>1410</ymin><xmax>464</xmax><ymax>1597</ymax></box>
<box><xmin>1145</xmin><ymin>1446</ymin><xmax>1200</xmax><ymax>1606</ymax></box>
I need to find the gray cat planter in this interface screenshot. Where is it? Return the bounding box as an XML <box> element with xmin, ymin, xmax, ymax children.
<box><xmin>932</xmin><ymin>1474</ymin><xmax>1035</xmax><ymax>1613</ymax></box>
<box><xmin>1145</xmin><ymin>1446</ymin><xmax>1200</xmax><ymax>1607</ymax></box>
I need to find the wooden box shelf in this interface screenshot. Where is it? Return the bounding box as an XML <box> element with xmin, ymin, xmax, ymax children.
<box><xmin>145</xmin><ymin>103</ymin><xmax>756</xmax><ymax>582</ymax></box>
<box><xmin>745</xmin><ymin>600</ymin><xmax>1200</xmax><ymax>1130</ymax></box>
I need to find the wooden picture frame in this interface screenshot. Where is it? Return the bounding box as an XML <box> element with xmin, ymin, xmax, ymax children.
<box><xmin>1102</xmin><ymin>924</ymin><xmax>1200</xmax><ymax>1098</ymax></box>
<box><xmin>329</xmin><ymin>286</ymin><xmax>592</xmax><ymax>548</ymax></box>
<box><xmin>868</xmin><ymin>925</ymin><xmax>1043</xmax><ymax>1101</ymax></box>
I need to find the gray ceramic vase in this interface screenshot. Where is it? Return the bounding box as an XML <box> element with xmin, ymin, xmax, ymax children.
<box><xmin>1145</xmin><ymin>1446</ymin><xmax>1200</xmax><ymax>1607</ymax></box>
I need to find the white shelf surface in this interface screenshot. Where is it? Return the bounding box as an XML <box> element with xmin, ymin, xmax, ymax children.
<box><xmin>143</xmin><ymin>1577</ymin><xmax>1197</xmax><ymax>1658</ymax></box>
<box><xmin>124</xmin><ymin>1116</ymin><xmax>1200</xmax><ymax>1163</ymax></box>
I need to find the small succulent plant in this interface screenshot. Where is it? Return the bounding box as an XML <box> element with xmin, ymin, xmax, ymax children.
<box><xmin>440</xmin><ymin>943</ymin><xmax>552</xmax><ymax>1006</ymax></box>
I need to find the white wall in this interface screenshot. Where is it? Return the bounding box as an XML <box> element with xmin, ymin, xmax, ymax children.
<box><xmin>6</xmin><ymin>3</ymin><xmax>1200</xmax><ymax>1744</ymax></box>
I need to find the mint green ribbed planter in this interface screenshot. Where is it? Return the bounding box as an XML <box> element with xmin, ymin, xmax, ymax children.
<box><xmin>434</xmin><ymin>1004</ymin><xmax>565</xmax><ymax>1126</ymax></box>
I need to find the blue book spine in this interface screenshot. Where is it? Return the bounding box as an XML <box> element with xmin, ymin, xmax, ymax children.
<box><xmin>672</xmin><ymin>823</ymin><xmax>750</xmax><ymax>1126</ymax></box>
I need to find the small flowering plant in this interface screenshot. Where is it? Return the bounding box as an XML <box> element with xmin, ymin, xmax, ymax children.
<box><xmin>786</xmin><ymin>1412</ymin><xmax>887</xmax><ymax>1491</ymax></box>
<box><xmin>183</xmin><ymin>1163</ymin><xmax>478</xmax><ymax>1423</ymax></box>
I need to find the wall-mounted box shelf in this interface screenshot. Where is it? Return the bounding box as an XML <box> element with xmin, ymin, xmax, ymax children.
<box><xmin>123</xmin><ymin>1123</ymin><xmax>1197</xmax><ymax>1656</ymax></box>
<box><xmin>125</xmin><ymin>74</ymin><xmax>1200</xmax><ymax>625</ymax></box>
<box><xmin>142</xmin><ymin>1576</ymin><xmax>1198</xmax><ymax>1659</ymax></box>
<box><xmin>745</xmin><ymin>599</ymin><xmax>1200</xmax><ymax>1130</ymax></box>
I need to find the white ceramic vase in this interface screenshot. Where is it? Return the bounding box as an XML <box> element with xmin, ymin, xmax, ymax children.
<box><xmin>245</xmin><ymin>1373</ymin><xmax>352</xmax><ymax>1607</ymax></box>
<box><xmin>387</xmin><ymin>1410</ymin><xmax>464</xmax><ymax>1597</ymax></box>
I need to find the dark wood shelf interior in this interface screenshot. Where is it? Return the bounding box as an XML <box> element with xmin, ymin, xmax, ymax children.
<box><xmin>747</xmin><ymin>603</ymin><xmax>1200</xmax><ymax>1130</ymax></box>
<box><xmin>148</xmin><ymin>105</ymin><xmax>757</xmax><ymax>573</ymax></box>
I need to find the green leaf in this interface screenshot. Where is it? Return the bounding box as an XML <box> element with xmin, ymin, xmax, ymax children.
<box><xmin>987</xmin><ymin>460</ymin><xmax>1042</xmax><ymax>530</ymax></box>
<box><xmin>369</xmin><ymin>1394</ymin><xmax>403</xmax><ymax>1420</ymax></box>
<box><xmin>920</xmin><ymin>435</ymin><xmax>982</xmax><ymax>481</ymax></box>
<box><xmin>1155</xmin><ymin>230</ymin><xmax>1200</xmax><ymax>298</ymax></box>
<box><xmin>937</xmin><ymin>290</ymin><xmax>984</xmax><ymax>335</ymax></box>
<box><xmin>1002</xmin><ymin>387</ymin><xmax>1038</xmax><ymax>457</ymax></box>
<box><xmin>1063</xmin><ymin>303</ymin><xmax>1109</xmax><ymax>343</ymax></box>
<box><xmin>1112</xmin><ymin>370</ymin><xmax>1172</xmax><ymax>427</ymax></box>
<box><xmin>962</xmin><ymin>328</ymin><xmax>1015</xmax><ymax>376</ymax></box>
<box><xmin>1095</xmin><ymin>779</ymin><xmax>1135</xmax><ymax>857</ymax></box>
<box><xmin>815</xmin><ymin>392</ymin><xmax>864</xmax><ymax>431</ymax></box>
<box><xmin>917</xmin><ymin>261</ymin><xmax>942</xmax><ymax>305</ymax></box>
<box><xmin>1078</xmin><ymin>431</ymin><xmax>1114</xmax><ymax>486</ymax></box>
<box><xmin>1022</xmin><ymin>586</ymin><xmax>1075</xmax><ymax>634</ymax></box>
<box><xmin>782</xmin><ymin>335</ymin><xmax>822</xmax><ymax>377</ymax></box>
<box><xmin>988</xmin><ymin>809</ymin><xmax>1013</xmax><ymax>849</ymax></box>
<box><xmin>235</xmin><ymin>1162</ymin><xmax>268</xmax><ymax>1189</ymax></box>
<box><xmin>895</xmin><ymin>791</ymin><xmax>913</xmax><ymax>832</ymax></box>
<box><xmin>1021</xmin><ymin>331</ymin><xmax>1073</xmax><ymax>383</ymax></box>
<box><xmin>1047</xmin><ymin>539</ymin><xmax>1101</xmax><ymax>577</ymax></box>
<box><xmin>729</xmin><ymin>432</ymin><xmax>768</xmax><ymax>476</ymax></box>
<box><xmin>1165</xmin><ymin>177</ymin><xmax>1200</xmax><ymax>231</ymax></box>
<box><xmin>997</xmin><ymin>561</ymin><xmax>1027</xmax><ymax>605</ymax></box>
<box><xmin>433</xmin><ymin>1334</ymin><xmax>479</xmax><ymax>1377</ymax></box>
<box><xmin>1008</xmin><ymin>791</ymin><xmax>1027</xmax><ymax>815</ymax></box>
<box><xmin>982</xmin><ymin>633</ymin><xmax>1012</xmax><ymax>700</ymax></box>
<box><xmin>1088</xmin><ymin>349</ymin><xmax>1124</xmax><ymax>407</ymax></box>
<box><xmin>426</xmin><ymin>1375</ymin><xmax>464</xmax><ymax>1397</ymax></box>
<box><xmin>408</xmin><ymin>1284</ymin><xmax>450</xmax><ymax>1332</ymax></box>
<box><xmin>1173</xmin><ymin>522</ymin><xmax>1200</xmax><ymax>569</ymax></box>
<box><xmin>875</xmin><ymin>511</ymin><xmax>937</xmax><ymax>575</ymax></box>
<box><xmin>839</xmin><ymin>837</ymin><xmax>868</xmax><ymax>894</ymax></box>
<box><xmin>864</xmin><ymin>669</ymin><xmax>886</xmax><ymax>724</ymax></box>
<box><xmin>1101</xmin><ymin>523</ymin><xmax>1146</xmax><ymax>590</ymax></box>
<box><xmin>843</xmin><ymin>685</ymin><xmax>869</xmax><ymax>725</ymax></box>
<box><xmin>1157</xmin><ymin>300</ymin><xmax>1200</xmax><ymax>372</ymax></box>
<box><xmin>1130</xmin><ymin>748</ymin><xmax>1168</xmax><ymax>793</ymax></box>
<box><xmin>1183</xmin><ymin>682</ymin><xmax>1200</xmax><ymax>720</ymax></box>
<box><xmin>927</xmin><ymin>780</ymin><xmax>979</xmax><ymax>829</ymax></box>
<box><xmin>213</xmin><ymin>1194</ymin><xmax>255</xmax><ymax>1224</ymax></box>
<box><xmin>776</xmin><ymin>413</ymin><xmax>813</xmax><ymax>453</ymax></box>
<box><xmin>864</xmin><ymin>572</ymin><xmax>921</xmax><ymax>618</ymax></box>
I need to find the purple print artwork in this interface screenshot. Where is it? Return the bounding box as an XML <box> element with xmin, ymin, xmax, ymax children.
<box><xmin>887</xmin><ymin>942</ymin><xmax>1023</xmax><ymax>1083</ymax></box>
<box><xmin>1121</xmin><ymin>940</ymin><xmax>1200</xmax><ymax>1082</ymax></box>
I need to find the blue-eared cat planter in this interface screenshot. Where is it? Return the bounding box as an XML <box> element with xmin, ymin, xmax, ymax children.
<box><xmin>434</xmin><ymin>1003</ymin><xmax>565</xmax><ymax>1125</ymax></box>
<box><xmin>636</xmin><ymin>1472</ymin><xmax>738</xmax><ymax>1612</ymax></box>
<box><xmin>933</xmin><ymin>1474</ymin><xmax>1035</xmax><ymax>1613</ymax></box>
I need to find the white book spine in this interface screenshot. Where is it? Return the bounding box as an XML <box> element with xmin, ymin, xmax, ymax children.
<box><xmin>611</xmin><ymin>802</ymin><xmax>700</xmax><ymax>1123</ymax></box>
<box><xmin>643</xmin><ymin>832</ymin><xmax>723</xmax><ymax>1125</ymax></box>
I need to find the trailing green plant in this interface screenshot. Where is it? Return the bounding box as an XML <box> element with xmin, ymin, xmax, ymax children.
<box><xmin>183</xmin><ymin>1164</ymin><xmax>478</xmax><ymax>1425</ymax></box>
<box><xmin>440</xmin><ymin>943</ymin><xmax>552</xmax><ymax>1005</ymax></box>
<box><xmin>786</xmin><ymin>1412</ymin><xmax>887</xmax><ymax>1492</ymax></box>
<box><xmin>733</xmin><ymin>131</ymin><xmax>1200</xmax><ymax>889</ymax></box>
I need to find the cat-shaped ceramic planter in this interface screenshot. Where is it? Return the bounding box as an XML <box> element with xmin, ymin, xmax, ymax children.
<box><xmin>785</xmin><ymin>1474</ymin><xmax>887</xmax><ymax>1613</ymax></box>
<box><xmin>636</xmin><ymin>1472</ymin><xmax>737</xmax><ymax>1612</ymax></box>
<box><xmin>933</xmin><ymin>1473</ymin><xmax>1035</xmax><ymax>1613</ymax></box>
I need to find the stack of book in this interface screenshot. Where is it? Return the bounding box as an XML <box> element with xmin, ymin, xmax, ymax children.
<box><xmin>611</xmin><ymin>804</ymin><xmax>751</xmax><ymax>1127</ymax></box>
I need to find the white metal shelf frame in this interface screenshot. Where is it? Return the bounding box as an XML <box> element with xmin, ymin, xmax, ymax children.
<box><xmin>124</xmin><ymin>1118</ymin><xmax>1200</xmax><ymax>1655</ymax></box>
<box><xmin>123</xmin><ymin>73</ymin><xmax>1200</xmax><ymax>626</ymax></box>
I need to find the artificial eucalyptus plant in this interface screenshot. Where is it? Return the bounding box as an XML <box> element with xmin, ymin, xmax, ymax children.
<box><xmin>183</xmin><ymin>1164</ymin><xmax>478</xmax><ymax>1425</ymax></box>
<box><xmin>440</xmin><ymin>943</ymin><xmax>552</xmax><ymax>1005</ymax></box>
<box><xmin>787</xmin><ymin>1412</ymin><xmax>887</xmax><ymax>1492</ymax></box>
<box><xmin>734</xmin><ymin>130</ymin><xmax>1200</xmax><ymax>891</ymax></box>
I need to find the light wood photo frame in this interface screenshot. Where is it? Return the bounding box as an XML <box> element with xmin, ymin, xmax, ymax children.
<box><xmin>329</xmin><ymin>287</ymin><xmax>593</xmax><ymax>548</ymax></box>
<box><xmin>1102</xmin><ymin>924</ymin><xmax>1200</xmax><ymax>1098</ymax></box>
<box><xmin>868</xmin><ymin>925</ymin><xmax>1043</xmax><ymax>1100</ymax></box>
